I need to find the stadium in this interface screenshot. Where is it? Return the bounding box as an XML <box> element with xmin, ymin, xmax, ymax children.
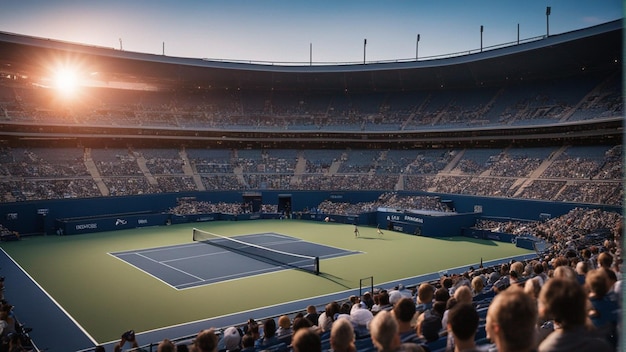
<box><xmin>0</xmin><ymin>18</ymin><xmax>622</xmax><ymax>352</ymax></box>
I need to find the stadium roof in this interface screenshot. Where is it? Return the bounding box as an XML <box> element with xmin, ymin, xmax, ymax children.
<box><xmin>0</xmin><ymin>19</ymin><xmax>621</xmax><ymax>91</ymax></box>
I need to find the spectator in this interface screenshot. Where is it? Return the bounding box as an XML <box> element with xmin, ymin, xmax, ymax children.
<box><xmin>304</xmin><ymin>305</ymin><xmax>319</xmax><ymax>326</ymax></box>
<box><xmin>291</xmin><ymin>327</ymin><xmax>321</xmax><ymax>352</ymax></box>
<box><xmin>392</xmin><ymin>297</ymin><xmax>418</xmax><ymax>342</ymax></box>
<box><xmin>537</xmin><ymin>278</ymin><xmax>612</xmax><ymax>352</ymax></box>
<box><xmin>370</xmin><ymin>311</ymin><xmax>424</xmax><ymax>352</ymax></box>
<box><xmin>486</xmin><ymin>287</ymin><xmax>536</xmax><ymax>352</ymax></box>
<box><xmin>276</xmin><ymin>315</ymin><xmax>292</xmax><ymax>338</ymax></box>
<box><xmin>221</xmin><ymin>326</ymin><xmax>242</xmax><ymax>352</ymax></box>
<box><xmin>255</xmin><ymin>318</ymin><xmax>278</xmax><ymax>348</ymax></box>
<box><xmin>585</xmin><ymin>269</ymin><xmax>619</xmax><ymax>347</ymax></box>
<box><xmin>446</xmin><ymin>303</ymin><xmax>480</xmax><ymax>352</ymax></box>
<box><xmin>330</xmin><ymin>318</ymin><xmax>356</xmax><ymax>352</ymax></box>
<box><xmin>194</xmin><ymin>329</ymin><xmax>218</xmax><ymax>352</ymax></box>
<box><xmin>158</xmin><ymin>339</ymin><xmax>176</xmax><ymax>352</ymax></box>
<box><xmin>240</xmin><ymin>335</ymin><xmax>255</xmax><ymax>352</ymax></box>
<box><xmin>415</xmin><ymin>283</ymin><xmax>435</xmax><ymax>314</ymax></box>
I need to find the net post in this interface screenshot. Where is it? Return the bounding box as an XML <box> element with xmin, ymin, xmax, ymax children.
<box><xmin>315</xmin><ymin>257</ymin><xmax>320</xmax><ymax>275</ymax></box>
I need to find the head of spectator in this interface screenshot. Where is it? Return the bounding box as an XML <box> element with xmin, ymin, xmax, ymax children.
<box><xmin>291</xmin><ymin>327</ymin><xmax>321</xmax><ymax>352</ymax></box>
<box><xmin>244</xmin><ymin>319</ymin><xmax>260</xmax><ymax>340</ymax></box>
<box><xmin>370</xmin><ymin>310</ymin><xmax>401</xmax><ymax>352</ymax></box>
<box><xmin>222</xmin><ymin>326</ymin><xmax>242</xmax><ymax>352</ymax></box>
<box><xmin>350</xmin><ymin>304</ymin><xmax>373</xmax><ymax>337</ymax></box>
<box><xmin>447</xmin><ymin>303</ymin><xmax>479</xmax><ymax>352</ymax></box>
<box><xmin>158</xmin><ymin>339</ymin><xmax>176</xmax><ymax>352</ymax></box>
<box><xmin>523</xmin><ymin>277</ymin><xmax>542</xmax><ymax>300</ymax></box>
<box><xmin>318</xmin><ymin>302</ymin><xmax>340</xmax><ymax>332</ymax></box>
<box><xmin>304</xmin><ymin>305</ymin><xmax>319</xmax><ymax>326</ymax></box>
<box><xmin>194</xmin><ymin>329</ymin><xmax>218</xmax><ymax>352</ymax></box>
<box><xmin>292</xmin><ymin>316</ymin><xmax>313</xmax><ymax>333</ymax></box>
<box><xmin>470</xmin><ymin>276</ymin><xmax>484</xmax><ymax>296</ymax></box>
<box><xmin>416</xmin><ymin>283</ymin><xmax>435</xmax><ymax>309</ymax></box>
<box><xmin>330</xmin><ymin>317</ymin><xmax>356</xmax><ymax>352</ymax></box>
<box><xmin>393</xmin><ymin>297</ymin><xmax>416</xmax><ymax>334</ymax></box>
<box><xmin>433</xmin><ymin>287</ymin><xmax>450</xmax><ymax>304</ymax></box>
<box><xmin>453</xmin><ymin>285</ymin><xmax>472</xmax><ymax>305</ymax></box>
<box><xmin>538</xmin><ymin>278</ymin><xmax>586</xmax><ymax>330</ymax></box>
<box><xmin>257</xmin><ymin>318</ymin><xmax>277</xmax><ymax>346</ymax></box>
<box><xmin>586</xmin><ymin>268</ymin><xmax>611</xmax><ymax>299</ymax></box>
<box><xmin>241</xmin><ymin>334</ymin><xmax>255</xmax><ymax>352</ymax></box>
<box><xmin>362</xmin><ymin>291</ymin><xmax>374</xmax><ymax>309</ymax></box>
<box><xmin>486</xmin><ymin>287</ymin><xmax>536</xmax><ymax>352</ymax></box>
<box><xmin>551</xmin><ymin>265</ymin><xmax>577</xmax><ymax>282</ymax></box>
<box><xmin>510</xmin><ymin>261</ymin><xmax>524</xmax><ymax>277</ymax></box>
<box><xmin>597</xmin><ymin>252</ymin><xmax>613</xmax><ymax>269</ymax></box>
<box><xmin>276</xmin><ymin>315</ymin><xmax>292</xmax><ymax>337</ymax></box>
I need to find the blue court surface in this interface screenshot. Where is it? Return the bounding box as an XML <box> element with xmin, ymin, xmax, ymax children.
<box><xmin>111</xmin><ymin>232</ymin><xmax>360</xmax><ymax>289</ymax></box>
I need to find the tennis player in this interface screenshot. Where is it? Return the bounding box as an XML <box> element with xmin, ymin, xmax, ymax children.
<box><xmin>377</xmin><ymin>224</ymin><xmax>383</xmax><ymax>237</ymax></box>
<box><xmin>354</xmin><ymin>225</ymin><xmax>360</xmax><ymax>238</ymax></box>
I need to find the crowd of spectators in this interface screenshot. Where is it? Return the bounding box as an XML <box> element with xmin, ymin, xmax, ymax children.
<box><xmin>1</xmin><ymin>69</ymin><xmax>621</xmax><ymax>131</ymax></box>
<box><xmin>0</xmin><ymin>144</ymin><xmax>621</xmax><ymax>205</ymax></box>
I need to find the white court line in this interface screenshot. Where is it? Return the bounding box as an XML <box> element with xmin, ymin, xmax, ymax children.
<box><xmin>135</xmin><ymin>252</ymin><xmax>205</xmax><ymax>281</ymax></box>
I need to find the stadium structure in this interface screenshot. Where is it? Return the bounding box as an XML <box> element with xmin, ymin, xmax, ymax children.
<box><xmin>0</xmin><ymin>19</ymin><xmax>622</xmax><ymax>351</ymax></box>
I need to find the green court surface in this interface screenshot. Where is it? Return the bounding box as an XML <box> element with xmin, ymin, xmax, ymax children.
<box><xmin>1</xmin><ymin>220</ymin><xmax>533</xmax><ymax>343</ymax></box>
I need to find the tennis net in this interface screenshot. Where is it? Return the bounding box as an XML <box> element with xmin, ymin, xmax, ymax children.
<box><xmin>192</xmin><ymin>228</ymin><xmax>319</xmax><ymax>275</ymax></box>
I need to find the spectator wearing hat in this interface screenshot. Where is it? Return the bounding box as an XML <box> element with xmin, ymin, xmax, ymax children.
<box><xmin>221</xmin><ymin>326</ymin><xmax>242</xmax><ymax>352</ymax></box>
<box><xmin>350</xmin><ymin>304</ymin><xmax>373</xmax><ymax>338</ymax></box>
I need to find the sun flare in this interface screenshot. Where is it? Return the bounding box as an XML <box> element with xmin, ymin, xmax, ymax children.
<box><xmin>53</xmin><ymin>68</ymin><xmax>79</xmax><ymax>96</ymax></box>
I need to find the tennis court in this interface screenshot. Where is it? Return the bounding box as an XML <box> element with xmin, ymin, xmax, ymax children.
<box><xmin>1</xmin><ymin>220</ymin><xmax>534</xmax><ymax>348</ymax></box>
<box><xmin>112</xmin><ymin>232</ymin><xmax>361</xmax><ymax>289</ymax></box>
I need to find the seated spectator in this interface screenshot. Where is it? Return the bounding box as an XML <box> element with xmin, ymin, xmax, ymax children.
<box><xmin>240</xmin><ymin>334</ymin><xmax>255</xmax><ymax>352</ymax></box>
<box><xmin>372</xmin><ymin>291</ymin><xmax>392</xmax><ymax>314</ymax></box>
<box><xmin>304</xmin><ymin>305</ymin><xmax>319</xmax><ymax>326</ymax></box>
<box><xmin>537</xmin><ymin>278</ymin><xmax>612</xmax><ymax>352</ymax></box>
<box><xmin>158</xmin><ymin>339</ymin><xmax>176</xmax><ymax>352</ymax></box>
<box><xmin>586</xmin><ymin>269</ymin><xmax>619</xmax><ymax>348</ymax></box>
<box><xmin>442</xmin><ymin>285</ymin><xmax>472</xmax><ymax>328</ymax></box>
<box><xmin>415</xmin><ymin>283</ymin><xmax>434</xmax><ymax>314</ymax></box>
<box><xmin>392</xmin><ymin>297</ymin><xmax>419</xmax><ymax>343</ymax></box>
<box><xmin>291</xmin><ymin>327</ymin><xmax>321</xmax><ymax>352</ymax></box>
<box><xmin>276</xmin><ymin>315</ymin><xmax>292</xmax><ymax>338</ymax></box>
<box><xmin>370</xmin><ymin>310</ymin><xmax>424</xmax><ymax>352</ymax></box>
<box><xmin>318</xmin><ymin>302</ymin><xmax>340</xmax><ymax>334</ymax></box>
<box><xmin>446</xmin><ymin>303</ymin><xmax>480</xmax><ymax>352</ymax></box>
<box><xmin>330</xmin><ymin>317</ymin><xmax>356</xmax><ymax>352</ymax></box>
<box><xmin>416</xmin><ymin>300</ymin><xmax>445</xmax><ymax>343</ymax></box>
<box><xmin>255</xmin><ymin>318</ymin><xmax>278</xmax><ymax>348</ymax></box>
<box><xmin>194</xmin><ymin>329</ymin><xmax>218</xmax><ymax>352</ymax></box>
<box><xmin>292</xmin><ymin>316</ymin><xmax>313</xmax><ymax>333</ymax></box>
<box><xmin>350</xmin><ymin>304</ymin><xmax>373</xmax><ymax>338</ymax></box>
<box><xmin>221</xmin><ymin>326</ymin><xmax>242</xmax><ymax>352</ymax></box>
<box><xmin>486</xmin><ymin>286</ymin><xmax>536</xmax><ymax>352</ymax></box>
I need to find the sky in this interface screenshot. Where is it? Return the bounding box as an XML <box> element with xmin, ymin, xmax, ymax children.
<box><xmin>0</xmin><ymin>0</ymin><xmax>622</xmax><ymax>64</ymax></box>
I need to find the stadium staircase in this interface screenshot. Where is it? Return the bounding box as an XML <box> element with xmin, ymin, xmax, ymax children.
<box><xmin>290</xmin><ymin>154</ymin><xmax>307</xmax><ymax>186</ymax></box>
<box><xmin>179</xmin><ymin>148</ymin><xmax>205</xmax><ymax>191</ymax></box>
<box><xmin>512</xmin><ymin>146</ymin><xmax>567</xmax><ymax>197</ymax></box>
<box><xmin>134</xmin><ymin>152</ymin><xmax>158</xmax><ymax>186</ymax></box>
<box><xmin>83</xmin><ymin>148</ymin><xmax>110</xmax><ymax>196</ymax></box>
<box><xmin>439</xmin><ymin>149</ymin><xmax>465</xmax><ymax>174</ymax></box>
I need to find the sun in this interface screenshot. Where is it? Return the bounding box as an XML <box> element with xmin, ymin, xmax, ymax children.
<box><xmin>53</xmin><ymin>68</ymin><xmax>79</xmax><ymax>96</ymax></box>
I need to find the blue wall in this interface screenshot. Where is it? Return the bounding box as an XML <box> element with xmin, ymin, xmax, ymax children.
<box><xmin>0</xmin><ymin>190</ymin><xmax>620</xmax><ymax>235</ymax></box>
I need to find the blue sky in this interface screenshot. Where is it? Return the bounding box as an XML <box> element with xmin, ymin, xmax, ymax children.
<box><xmin>1</xmin><ymin>0</ymin><xmax>621</xmax><ymax>64</ymax></box>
